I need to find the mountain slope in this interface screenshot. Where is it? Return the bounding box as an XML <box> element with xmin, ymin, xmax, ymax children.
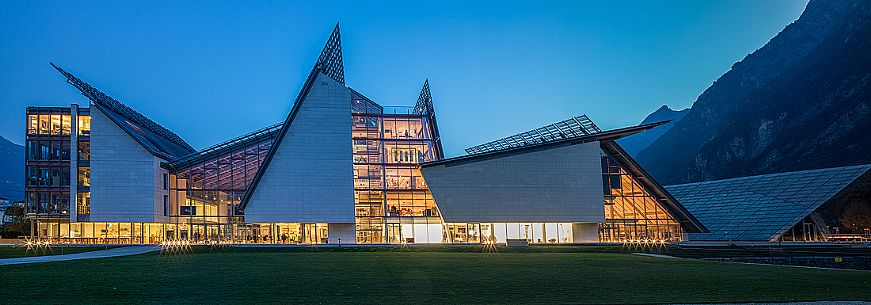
<box><xmin>0</xmin><ymin>136</ymin><xmax>24</xmax><ymax>201</ymax></box>
<box><xmin>637</xmin><ymin>0</ymin><xmax>871</xmax><ymax>184</ymax></box>
<box><xmin>618</xmin><ymin>105</ymin><xmax>688</xmax><ymax>155</ymax></box>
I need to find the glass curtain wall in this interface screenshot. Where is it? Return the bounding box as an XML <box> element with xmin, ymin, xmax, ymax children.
<box><xmin>445</xmin><ymin>223</ymin><xmax>576</xmax><ymax>244</ymax></box>
<box><xmin>36</xmin><ymin>221</ymin><xmax>176</xmax><ymax>244</ymax></box>
<box><xmin>353</xmin><ymin>98</ymin><xmax>445</xmax><ymax>244</ymax></box>
<box><xmin>170</xmin><ymin>135</ymin><xmax>274</xmax><ymax>243</ymax></box>
<box><xmin>25</xmin><ymin>108</ymin><xmax>89</xmax><ymax>218</ymax></box>
<box><xmin>599</xmin><ymin>154</ymin><xmax>683</xmax><ymax>242</ymax></box>
<box><xmin>77</xmin><ymin>113</ymin><xmax>90</xmax><ymax>218</ymax></box>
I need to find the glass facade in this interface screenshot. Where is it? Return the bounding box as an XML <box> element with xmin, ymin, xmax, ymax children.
<box><xmin>169</xmin><ymin>125</ymin><xmax>277</xmax><ymax>242</ymax></box>
<box><xmin>25</xmin><ymin>107</ymin><xmax>90</xmax><ymax>218</ymax></box>
<box><xmin>352</xmin><ymin>96</ymin><xmax>445</xmax><ymax>244</ymax></box>
<box><xmin>24</xmin><ymin>104</ymin><xmax>705</xmax><ymax>245</ymax></box>
<box><xmin>599</xmin><ymin>154</ymin><xmax>683</xmax><ymax>242</ymax></box>
<box><xmin>445</xmin><ymin>223</ymin><xmax>576</xmax><ymax>244</ymax></box>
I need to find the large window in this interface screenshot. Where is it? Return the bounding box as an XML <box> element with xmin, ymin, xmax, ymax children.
<box><xmin>353</xmin><ymin>109</ymin><xmax>444</xmax><ymax>244</ymax></box>
<box><xmin>78</xmin><ymin>141</ymin><xmax>90</xmax><ymax>160</ymax></box>
<box><xmin>77</xmin><ymin>192</ymin><xmax>90</xmax><ymax>215</ymax></box>
<box><xmin>78</xmin><ymin>115</ymin><xmax>91</xmax><ymax>136</ymax></box>
<box><xmin>77</xmin><ymin>167</ymin><xmax>90</xmax><ymax>187</ymax></box>
<box><xmin>599</xmin><ymin>155</ymin><xmax>682</xmax><ymax>242</ymax></box>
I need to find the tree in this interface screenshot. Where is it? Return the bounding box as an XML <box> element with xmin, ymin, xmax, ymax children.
<box><xmin>0</xmin><ymin>205</ymin><xmax>30</xmax><ymax>238</ymax></box>
<box><xmin>839</xmin><ymin>199</ymin><xmax>871</xmax><ymax>233</ymax></box>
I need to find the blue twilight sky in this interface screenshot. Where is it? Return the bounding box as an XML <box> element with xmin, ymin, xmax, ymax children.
<box><xmin>0</xmin><ymin>0</ymin><xmax>808</xmax><ymax>157</ymax></box>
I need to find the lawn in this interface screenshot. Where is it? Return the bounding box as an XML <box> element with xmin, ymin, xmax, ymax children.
<box><xmin>1</xmin><ymin>246</ymin><xmax>869</xmax><ymax>304</ymax></box>
<box><xmin>0</xmin><ymin>246</ymin><xmax>111</xmax><ymax>259</ymax></box>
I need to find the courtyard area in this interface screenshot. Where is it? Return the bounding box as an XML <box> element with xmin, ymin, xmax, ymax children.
<box><xmin>1</xmin><ymin>246</ymin><xmax>869</xmax><ymax>304</ymax></box>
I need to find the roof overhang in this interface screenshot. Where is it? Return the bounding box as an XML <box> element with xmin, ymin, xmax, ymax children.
<box><xmin>422</xmin><ymin>121</ymin><xmax>669</xmax><ymax>168</ymax></box>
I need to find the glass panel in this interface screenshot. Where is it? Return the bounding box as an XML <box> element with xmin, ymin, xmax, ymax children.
<box><xmin>28</xmin><ymin>114</ymin><xmax>39</xmax><ymax>135</ymax></box>
<box><xmin>77</xmin><ymin>192</ymin><xmax>90</xmax><ymax>214</ymax></box>
<box><xmin>78</xmin><ymin>167</ymin><xmax>90</xmax><ymax>187</ymax></box>
<box><xmin>78</xmin><ymin>115</ymin><xmax>91</xmax><ymax>136</ymax></box>
<box><xmin>78</xmin><ymin>141</ymin><xmax>90</xmax><ymax>160</ymax></box>
<box><xmin>50</xmin><ymin>114</ymin><xmax>62</xmax><ymax>135</ymax></box>
<box><xmin>600</xmin><ymin>155</ymin><xmax>681</xmax><ymax>242</ymax></box>
<box><xmin>39</xmin><ymin>114</ymin><xmax>49</xmax><ymax>135</ymax></box>
<box><xmin>61</xmin><ymin>114</ymin><xmax>72</xmax><ymax>135</ymax></box>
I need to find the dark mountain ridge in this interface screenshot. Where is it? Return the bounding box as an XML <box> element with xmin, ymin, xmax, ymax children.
<box><xmin>0</xmin><ymin>135</ymin><xmax>24</xmax><ymax>201</ymax></box>
<box><xmin>637</xmin><ymin>0</ymin><xmax>871</xmax><ymax>184</ymax></box>
<box><xmin>618</xmin><ymin>105</ymin><xmax>688</xmax><ymax>155</ymax></box>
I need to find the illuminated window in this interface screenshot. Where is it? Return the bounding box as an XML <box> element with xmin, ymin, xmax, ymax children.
<box><xmin>78</xmin><ymin>115</ymin><xmax>91</xmax><ymax>136</ymax></box>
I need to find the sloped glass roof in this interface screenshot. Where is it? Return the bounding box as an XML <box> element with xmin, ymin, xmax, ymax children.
<box><xmin>169</xmin><ymin>123</ymin><xmax>282</xmax><ymax>171</ymax></box>
<box><xmin>51</xmin><ymin>62</ymin><xmax>196</xmax><ymax>159</ymax></box>
<box><xmin>665</xmin><ymin>165</ymin><xmax>871</xmax><ymax>241</ymax></box>
<box><xmin>465</xmin><ymin>115</ymin><xmax>602</xmax><ymax>154</ymax></box>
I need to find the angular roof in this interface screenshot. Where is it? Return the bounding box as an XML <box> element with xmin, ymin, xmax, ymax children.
<box><xmin>350</xmin><ymin>88</ymin><xmax>383</xmax><ymax>114</ymax></box>
<box><xmin>169</xmin><ymin>123</ymin><xmax>282</xmax><ymax>171</ymax></box>
<box><xmin>601</xmin><ymin>141</ymin><xmax>708</xmax><ymax>233</ymax></box>
<box><xmin>414</xmin><ymin>80</ymin><xmax>444</xmax><ymax>160</ymax></box>
<box><xmin>465</xmin><ymin>115</ymin><xmax>602</xmax><ymax>154</ymax></box>
<box><xmin>314</xmin><ymin>23</ymin><xmax>344</xmax><ymax>85</ymax></box>
<box><xmin>51</xmin><ymin>62</ymin><xmax>196</xmax><ymax>159</ymax></box>
<box><xmin>239</xmin><ymin>23</ymin><xmax>345</xmax><ymax>210</ymax></box>
<box><xmin>413</xmin><ymin>79</ymin><xmax>434</xmax><ymax>116</ymax></box>
<box><xmin>424</xmin><ymin>121</ymin><xmax>667</xmax><ymax>167</ymax></box>
<box><xmin>422</xmin><ymin>119</ymin><xmax>706</xmax><ymax>233</ymax></box>
<box><xmin>666</xmin><ymin>165</ymin><xmax>871</xmax><ymax>241</ymax></box>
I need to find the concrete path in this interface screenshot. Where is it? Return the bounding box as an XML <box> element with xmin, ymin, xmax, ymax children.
<box><xmin>632</xmin><ymin>252</ymin><xmax>681</xmax><ymax>259</ymax></box>
<box><xmin>0</xmin><ymin>245</ymin><xmax>159</xmax><ymax>266</ymax></box>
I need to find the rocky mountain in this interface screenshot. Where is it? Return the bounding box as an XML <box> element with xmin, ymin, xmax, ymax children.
<box><xmin>0</xmin><ymin>136</ymin><xmax>24</xmax><ymax>201</ymax></box>
<box><xmin>637</xmin><ymin>0</ymin><xmax>871</xmax><ymax>185</ymax></box>
<box><xmin>618</xmin><ymin>105</ymin><xmax>688</xmax><ymax>155</ymax></box>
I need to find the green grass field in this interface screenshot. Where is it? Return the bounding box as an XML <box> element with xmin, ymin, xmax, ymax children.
<box><xmin>0</xmin><ymin>246</ymin><xmax>111</xmax><ymax>259</ymax></box>
<box><xmin>1</xmin><ymin>247</ymin><xmax>869</xmax><ymax>304</ymax></box>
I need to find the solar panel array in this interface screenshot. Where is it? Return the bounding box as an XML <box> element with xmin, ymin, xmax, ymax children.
<box><xmin>465</xmin><ymin>115</ymin><xmax>602</xmax><ymax>154</ymax></box>
<box><xmin>413</xmin><ymin>80</ymin><xmax>434</xmax><ymax>116</ymax></box>
<box><xmin>315</xmin><ymin>24</ymin><xmax>344</xmax><ymax>85</ymax></box>
<box><xmin>665</xmin><ymin>165</ymin><xmax>870</xmax><ymax>241</ymax></box>
<box><xmin>51</xmin><ymin>63</ymin><xmax>197</xmax><ymax>159</ymax></box>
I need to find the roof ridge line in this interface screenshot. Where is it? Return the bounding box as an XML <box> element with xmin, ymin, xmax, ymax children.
<box><xmin>49</xmin><ymin>62</ymin><xmax>196</xmax><ymax>153</ymax></box>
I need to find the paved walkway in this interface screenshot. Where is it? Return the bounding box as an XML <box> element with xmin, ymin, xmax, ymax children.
<box><xmin>632</xmin><ymin>252</ymin><xmax>681</xmax><ymax>259</ymax></box>
<box><xmin>0</xmin><ymin>245</ymin><xmax>159</xmax><ymax>266</ymax></box>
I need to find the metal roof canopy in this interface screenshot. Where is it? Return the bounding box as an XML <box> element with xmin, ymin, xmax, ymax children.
<box><xmin>666</xmin><ymin>165</ymin><xmax>871</xmax><ymax>241</ymax></box>
<box><xmin>465</xmin><ymin>115</ymin><xmax>602</xmax><ymax>155</ymax></box>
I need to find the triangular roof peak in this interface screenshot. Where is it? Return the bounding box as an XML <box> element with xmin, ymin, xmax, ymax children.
<box><xmin>414</xmin><ymin>79</ymin><xmax>433</xmax><ymax>115</ymax></box>
<box><xmin>315</xmin><ymin>23</ymin><xmax>344</xmax><ymax>85</ymax></box>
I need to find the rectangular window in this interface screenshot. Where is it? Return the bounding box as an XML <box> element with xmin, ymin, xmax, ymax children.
<box><xmin>163</xmin><ymin>174</ymin><xmax>168</xmax><ymax>190</ymax></box>
<box><xmin>78</xmin><ymin>141</ymin><xmax>90</xmax><ymax>160</ymax></box>
<box><xmin>163</xmin><ymin>195</ymin><xmax>169</xmax><ymax>216</ymax></box>
<box><xmin>77</xmin><ymin>192</ymin><xmax>90</xmax><ymax>215</ymax></box>
<box><xmin>40</xmin><ymin>141</ymin><xmax>50</xmax><ymax>160</ymax></box>
<box><xmin>27</xmin><ymin>114</ymin><xmax>39</xmax><ymax>135</ymax></box>
<box><xmin>50</xmin><ymin>114</ymin><xmax>61</xmax><ymax>135</ymax></box>
<box><xmin>78</xmin><ymin>167</ymin><xmax>90</xmax><ymax>187</ymax></box>
<box><xmin>27</xmin><ymin>141</ymin><xmax>38</xmax><ymax>161</ymax></box>
<box><xmin>61</xmin><ymin>114</ymin><xmax>72</xmax><ymax>135</ymax></box>
<box><xmin>39</xmin><ymin>114</ymin><xmax>49</xmax><ymax>135</ymax></box>
<box><xmin>77</xmin><ymin>115</ymin><xmax>91</xmax><ymax>136</ymax></box>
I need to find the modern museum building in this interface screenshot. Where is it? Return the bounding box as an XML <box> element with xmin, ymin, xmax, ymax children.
<box><xmin>23</xmin><ymin>25</ymin><xmax>709</xmax><ymax>245</ymax></box>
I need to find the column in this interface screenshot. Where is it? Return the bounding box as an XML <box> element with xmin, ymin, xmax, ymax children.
<box><xmin>69</xmin><ymin>104</ymin><xmax>79</xmax><ymax>222</ymax></box>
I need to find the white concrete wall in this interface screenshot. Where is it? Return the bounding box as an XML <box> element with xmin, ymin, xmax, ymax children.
<box><xmin>421</xmin><ymin>141</ymin><xmax>605</xmax><ymax>223</ymax></box>
<box><xmin>572</xmin><ymin>223</ymin><xmax>599</xmax><ymax>242</ymax></box>
<box><xmin>328</xmin><ymin>223</ymin><xmax>356</xmax><ymax>245</ymax></box>
<box><xmin>244</xmin><ymin>73</ymin><xmax>355</xmax><ymax>223</ymax></box>
<box><xmin>89</xmin><ymin>107</ymin><xmax>165</xmax><ymax>222</ymax></box>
